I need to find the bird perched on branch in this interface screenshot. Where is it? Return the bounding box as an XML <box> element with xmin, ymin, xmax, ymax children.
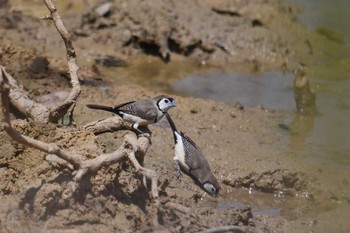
<box><xmin>165</xmin><ymin>113</ymin><xmax>220</xmax><ymax>197</ymax></box>
<box><xmin>86</xmin><ymin>95</ymin><xmax>176</xmax><ymax>133</ymax></box>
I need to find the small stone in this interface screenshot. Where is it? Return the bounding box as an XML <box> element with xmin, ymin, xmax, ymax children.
<box><xmin>190</xmin><ymin>107</ymin><xmax>200</xmax><ymax>114</ymax></box>
<box><xmin>95</xmin><ymin>2</ymin><xmax>113</xmax><ymax>17</ymax></box>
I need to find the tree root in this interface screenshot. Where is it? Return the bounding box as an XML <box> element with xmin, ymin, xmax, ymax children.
<box><xmin>2</xmin><ymin>0</ymin><xmax>81</xmax><ymax>124</ymax></box>
<box><xmin>82</xmin><ymin>116</ymin><xmax>132</xmax><ymax>135</ymax></box>
<box><xmin>1</xmin><ymin>68</ymin><xmax>159</xmax><ymax>197</ymax></box>
<box><xmin>197</xmin><ymin>225</ymin><xmax>247</xmax><ymax>233</ymax></box>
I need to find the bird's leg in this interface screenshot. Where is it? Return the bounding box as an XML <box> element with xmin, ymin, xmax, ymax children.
<box><xmin>143</xmin><ymin>176</ymin><xmax>148</xmax><ymax>191</ymax></box>
<box><xmin>174</xmin><ymin>160</ymin><xmax>183</xmax><ymax>179</ymax></box>
<box><xmin>133</xmin><ymin>124</ymin><xmax>152</xmax><ymax>143</ymax></box>
<box><xmin>132</xmin><ymin>123</ymin><xmax>144</xmax><ymax>134</ymax></box>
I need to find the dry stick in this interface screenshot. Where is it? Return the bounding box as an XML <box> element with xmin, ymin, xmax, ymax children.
<box><xmin>82</xmin><ymin>116</ymin><xmax>132</xmax><ymax>135</ymax></box>
<box><xmin>0</xmin><ymin>68</ymin><xmax>82</xmax><ymax>168</ymax></box>
<box><xmin>1</xmin><ymin>0</ymin><xmax>80</xmax><ymax>123</ymax></box>
<box><xmin>197</xmin><ymin>225</ymin><xmax>246</xmax><ymax>233</ymax></box>
<box><xmin>1</xmin><ymin>1</ymin><xmax>158</xmax><ymax>200</ymax></box>
<box><xmin>1</xmin><ymin>69</ymin><xmax>156</xmax><ymax>197</ymax></box>
<box><xmin>42</xmin><ymin>0</ymin><xmax>81</xmax><ymax>123</ymax></box>
<box><xmin>74</xmin><ymin>142</ymin><xmax>128</xmax><ymax>182</ymax></box>
<box><xmin>164</xmin><ymin>202</ymin><xmax>199</xmax><ymax>220</ymax></box>
<box><xmin>0</xmin><ymin>66</ymin><xmax>51</xmax><ymax>123</ymax></box>
<box><xmin>128</xmin><ymin>150</ymin><xmax>159</xmax><ymax>199</ymax></box>
<box><xmin>73</xmin><ymin>133</ymin><xmax>156</xmax><ymax>197</ymax></box>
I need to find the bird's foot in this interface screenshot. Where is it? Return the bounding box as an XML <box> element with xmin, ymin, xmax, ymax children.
<box><xmin>174</xmin><ymin>160</ymin><xmax>183</xmax><ymax>179</ymax></box>
<box><xmin>138</xmin><ymin>133</ymin><xmax>152</xmax><ymax>144</ymax></box>
<box><xmin>176</xmin><ymin>170</ymin><xmax>183</xmax><ymax>179</ymax></box>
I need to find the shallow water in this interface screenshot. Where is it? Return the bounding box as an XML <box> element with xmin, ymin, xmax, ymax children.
<box><xmin>92</xmin><ymin>0</ymin><xmax>350</xmax><ymax>220</ymax></box>
<box><xmin>291</xmin><ymin>0</ymin><xmax>350</xmax><ymax>45</ymax></box>
<box><xmin>171</xmin><ymin>71</ymin><xmax>296</xmax><ymax>110</ymax></box>
<box><xmin>217</xmin><ymin>189</ymin><xmax>292</xmax><ymax>218</ymax></box>
<box><xmin>285</xmin><ymin>0</ymin><xmax>350</xmax><ymax>170</ymax></box>
<box><xmin>169</xmin><ymin>2</ymin><xmax>350</xmax><ymax>223</ymax></box>
<box><xmin>170</xmin><ymin>1</ymin><xmax>350</xmax><ymax>172</ymax></box>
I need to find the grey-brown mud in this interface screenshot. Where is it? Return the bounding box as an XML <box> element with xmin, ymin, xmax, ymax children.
<box><xmin>1</xmin><ymin>0</ymin><xmax>349</xmax><ymax>232</ymax></box>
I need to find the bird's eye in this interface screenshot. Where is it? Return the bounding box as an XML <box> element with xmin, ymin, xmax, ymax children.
<box><xmin>164</xmin><ymin>99</ymin><xmax>169</xmax><ymax>103</ymax></box>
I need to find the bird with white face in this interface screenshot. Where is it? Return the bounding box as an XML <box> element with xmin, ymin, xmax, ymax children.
<box><xmin>166</xmin><ymin>113</ymin><xmax>221</xmax><ymax>197</ymax></box>
<box><xmin>86</xmin><ymin>95</ymin><xmax>176</xmax><ymax>133</ymax></box>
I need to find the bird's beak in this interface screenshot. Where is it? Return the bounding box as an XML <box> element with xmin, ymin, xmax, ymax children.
<box><xmin>172</xmin><ymin>100</ymin><xmax>177</xmax><ymax>107</ymax></box>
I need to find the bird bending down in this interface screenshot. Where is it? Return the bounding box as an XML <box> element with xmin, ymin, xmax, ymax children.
<box><xmin>165</xmin><ymin>113</ymin><xmax>220</xmax><ymax>197</ymax></box>
<box><xmin>86</xmin><ymin>95</ymin><xmax>176</xmax><ymax>133</ymax></box>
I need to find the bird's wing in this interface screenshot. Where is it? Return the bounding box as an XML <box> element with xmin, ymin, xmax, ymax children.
<box><xmin>113</xmin><ymin>101</ymin><xmax>135</xmax><ymax>110</ymax></box>
<box><xmin>181</xmin><ymin>132</ymin><xmax>209</xmax><ymax>170</ymax></box>
<box><xmin>117</xmin><ymin>99</ymin><xmax>158</xmax><ymax>121</ymax></box>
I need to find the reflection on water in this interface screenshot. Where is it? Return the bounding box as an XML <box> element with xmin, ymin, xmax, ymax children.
<box><xmin>291</xmin><ymin>0</ymin><xmax>350</xmax><ymax>45</ymax></box>
<box><xmin>170</xmin><ymin>65</ymin><xmax>350</xmax><ymax>169</ymax></box>
<box><xmin>288</xmin><ymin>0</ymin><xmax>350</xmax><ymax>169</ymax></box>
<box><xmin>216</xmin><ymin>188</ymin><xmax>307</xmax><ymax>219</ymax></box>
<box><xmin>172</xmin><ymin>71</ymin><xmax>296</xmax><ymax>110</ymax></box>
<box><xmin>170</xmin><ymin>0</ymin><xmax>350</xmax><ymax>171</ymax></box>
<box><xmin>218</xmin><ymin>201</ymin><xmax>281</xmax><ymax>218</ymax></box>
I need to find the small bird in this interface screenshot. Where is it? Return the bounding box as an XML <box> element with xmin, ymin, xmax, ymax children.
<box><xmin>86</xmin><ymin>95</ymin><xmax>176</xmax><ymax>133</ymax></box>
<box><xmin>165</xmin><ymin>113</ymin><xmax>220</xmax><ymax>197</ymax></box>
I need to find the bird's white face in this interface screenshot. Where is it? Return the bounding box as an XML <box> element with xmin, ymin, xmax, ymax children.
<box><xmin>157</xmin><ymin>97</ymin><xmax>176</xmax><ymax>112</ymax></box>
<box><xmin>203</xmin><ymin>182</ymin><xmax>218</xmax><ymax>197</ymax></box>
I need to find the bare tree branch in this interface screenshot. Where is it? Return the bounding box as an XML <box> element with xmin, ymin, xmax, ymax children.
<box><xmin>197</xmin><ymin>225</ymin><xmax>247</xmax><ymax>233</ymax></box>
<box><xmin>1</xmin><ymin>0</ymin><xmax>81</xmax><ymax>123</ymax></box>
<box><xmin>82</xmin><ymin>116</ymin><xmax>132</xmax><ymax>135</ymax></box>
<box><xmin>164</xmin><ymin>202</ymin><xmax>199</xmax><ymax>220</ymax></box>
<box><xmin>1</xmin><ymin>66</ymin><xmax>51</xmax><ymax>123</ymax></box>
<box><xmin>2</xmin><ymin>67</ymin><xmax>156</xmax><ymax>197</ymax></box>
<box><xmin>1</xmin><ymin>67</ymin><xmax>82</xmax><ymax>168</ymax></box>
<box><xmin>42</xmin><ymin>0</ymin><xmax>81</xmax><ymax>122</ymax></box>
<box><xmin>0</xmin><ymin>0</ymin><xmax>159</xmax><ymax>201</ymax></box>
<box><xmin>127</xmin><ymin>140</ymin><xmax>159</xmax><ymax>198</ymax></box>
<box><xmin>73</xmin><ymin>141</ymin><xmax>128</xmax><ymax>182</ymax></box>
<box><xmin>73</xmin><ymin>134</ymin><xmax>156</xmax><ymax>197</ymax></box>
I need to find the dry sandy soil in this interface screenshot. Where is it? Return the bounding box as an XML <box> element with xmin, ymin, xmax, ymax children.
<box><xmin>1</xmin><ymin>0</ymin><xmax>349</xmax><ymax>232</ymax></box>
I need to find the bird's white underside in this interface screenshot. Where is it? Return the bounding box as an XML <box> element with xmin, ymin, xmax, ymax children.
<box><xmin>174</xmin><ymin>131</ymin><xmax>189</xmax><ymax>172</ymax></box>
<box><xmin>121</xmin><ymin>112</ymin><xmax>153</xmax><ymax>127</ymax></box>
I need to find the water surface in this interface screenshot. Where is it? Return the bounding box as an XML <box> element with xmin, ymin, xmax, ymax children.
<box><xmin>172</xmin><ymin>71</ymin><xmax>295</xmax><ymax>110</ymax></box>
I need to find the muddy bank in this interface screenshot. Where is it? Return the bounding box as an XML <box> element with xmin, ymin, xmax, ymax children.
<box><xmin>1</xmin><ymin>0</ymin><xmax>349</xmax><ymax>233</ymax></box>
<box><xmin>2</xmin><ymin>0</ymin><xmax>313</xmax><ymax>71</ymax></box>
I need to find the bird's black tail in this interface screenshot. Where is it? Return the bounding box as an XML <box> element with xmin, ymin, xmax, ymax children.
<box><xmin>86</xmin><ymin>104</ymin><xmax>115</xmax><ymax>113</ymax></box>
<box><xmin>165</xmin><ymin>113</ymin><xmax>178</xmax><ymax>143</ymax></box>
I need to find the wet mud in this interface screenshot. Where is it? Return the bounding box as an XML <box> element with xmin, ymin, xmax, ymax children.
<box><xmin>1</xmin><ymin>0</ymin><xmax>349</xmax><ymax>232</ymax></box>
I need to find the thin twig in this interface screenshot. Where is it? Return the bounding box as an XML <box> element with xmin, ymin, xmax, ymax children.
<box><xmin>127</xmin><ymin>136</ymin><xmax>158</xmax><ymax>199</ymax></box>
<box><xmin>1</xmin><ymin>67</ymin><xmax>81</xmax><ymax>168</ymax></box>
<box><xmin>74</xmin><ymin>141</ymin><xmax>128</xmax><ymax>182</ymax></box>
<box><xmin>82</xmin><ymin>116</ymin><xmax>132</xmax><ymax>135</ymax></box>
<box><xmin>43</xmin><ymin>0</ymin><xmax>81</xmax><ymax>123</ymax></box>
<box><xmin>197</xmin><ymin>225</ymin><xmax>247</xmax><ymax>233</ymax></box>
<box><xmin>1</xmin><ymin>66</ymin><xmax>50</xmax><ymax>123</ymax></box>
<box><xmin>164</xmin><ymin>202</ymin><xmax>199</xmax><ymax>220</ymax></box>
<box><xmin>1</xmin><ymin>70</ymin><xmax>155</xmax><ymax>196</ymax></box>
<box><xmin>1</xmin><ymin>0</ymin><xmax>81</xmax><ymax>123</ymax></box>
<box><xmin>0</xmin><ymin>1</ymin><xmax>158</xmax><ymax>202</ymax></box>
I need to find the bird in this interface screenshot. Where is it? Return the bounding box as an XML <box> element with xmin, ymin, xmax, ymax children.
<box><xmin>165</xmin><ymin>113</ymin><xmax>220</xmax><ymax>197</ymax></box>
<box><xmin>86</xmin><ymin>95</ymin><xmax>176</xmax><ymax>133</ymax></box>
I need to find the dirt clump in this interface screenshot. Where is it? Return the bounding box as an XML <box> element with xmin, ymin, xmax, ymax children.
<box><xmin>223</xmin><ymin>169</ymin><xmax>308</xmax><ymax>196</ymax></box>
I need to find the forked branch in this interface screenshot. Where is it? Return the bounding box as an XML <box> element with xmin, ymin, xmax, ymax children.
<box><xmin>3</xmin><ymin>0</ymin><xmax>81</xmax><ymax>123</ymax></box>
<box><xmin>42</xmin><ymin>0</ymin><xmax>81</xmax><ymax>122</ymax></box>
<box><xmin>1</xmin><ymin>67</ymin><xmax>157</xmax><ymax>197</ymax></box>
<box><xmin>1</xmin><ymin>68</ymin><xmax>82</xmax><ymax>168</ymax></box>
